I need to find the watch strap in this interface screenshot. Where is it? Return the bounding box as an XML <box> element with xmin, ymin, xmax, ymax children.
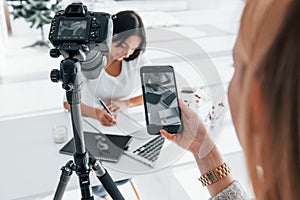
<box><xmin>198</xmin><ymin>162</ymin><xmax>231</xmax><ymax>187</ymax></box>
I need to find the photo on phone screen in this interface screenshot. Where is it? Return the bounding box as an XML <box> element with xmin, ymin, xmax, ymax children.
<box><xmin>140</xmin><ymin>65</ymin><xmax>183</xmax><ymax>135</ymax></box>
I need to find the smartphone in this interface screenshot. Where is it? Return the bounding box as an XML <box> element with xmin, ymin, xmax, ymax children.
<box><xmin>140</xmin><ymin>65</ymin><xmax>183</xmax><ymax>135</ymax></box>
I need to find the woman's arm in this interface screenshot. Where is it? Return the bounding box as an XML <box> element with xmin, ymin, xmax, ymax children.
<box><xmin>161</xmin><ymin>131</ymin><xmax>234</xmax><ymax>198</ymax></box>
<box><xmin>194</xmin><ymin>146</ymin><xmax>234</xmax><ymax>197</ymax></box>
<box><xmin>128</xmin><ymin>95</ymin><xmax>143</xmax><ymax>107</ymax></box>
<box><xmin>108</xmin><ymin>95</ymin><xmax>143</xmax><ymax>113</ymax></box>
<box><xmin>160</xmin><ymin>101</ymin><xmax>237</xmax><ymax>198</ymax></box>
<box><xmin>63</xmin><ymin>102</ymin><xmax>116</xmax><ymax>126</ymax></box>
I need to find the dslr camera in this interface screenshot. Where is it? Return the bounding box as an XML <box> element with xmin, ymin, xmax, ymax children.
<box><xmin>49</xmin><ymin>2</ymin><xmax>112</xmax><ymax>56</ymax></box>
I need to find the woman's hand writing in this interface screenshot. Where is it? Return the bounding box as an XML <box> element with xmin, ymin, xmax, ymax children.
<box><xmin>95</xmin><ymin>108</ymin><xmax>116</xmax><ymax>126</ymax></box>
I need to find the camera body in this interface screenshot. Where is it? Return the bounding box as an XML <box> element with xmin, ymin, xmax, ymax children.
<box><xmin>49</xmin><ymin>3</ymin><xmax>112</xmax><ymax>54</ymax></box>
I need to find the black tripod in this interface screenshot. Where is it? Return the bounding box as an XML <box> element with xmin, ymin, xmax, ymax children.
<box><xmin>50</xmin><ymin>56</ymin><xmax>125</xmax><ymax>200</ymax></box>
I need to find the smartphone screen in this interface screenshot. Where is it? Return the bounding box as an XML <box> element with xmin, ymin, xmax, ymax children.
<box><xmin>140</xmin><ymin>65</ymin><xmax>183</xmax><ymax>135</ymax></box>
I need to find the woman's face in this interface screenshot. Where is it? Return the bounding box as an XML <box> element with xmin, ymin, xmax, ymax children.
<box><xmin>228</xmin><ymin>39</ymin><xmax>247</xmax><ymax>146</ymax></box>
<box><xmin>110</xmin><ymin>35</ymin><xmax>142</xmax><ymax>61</ymax></box>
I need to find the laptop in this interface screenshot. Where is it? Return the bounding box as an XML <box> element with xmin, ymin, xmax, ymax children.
<box><xmin>123</xmin><ymin>128</ymin><xmax>165</xmax><ymax>167</ymax></box>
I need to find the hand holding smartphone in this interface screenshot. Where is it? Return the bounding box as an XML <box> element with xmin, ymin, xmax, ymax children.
<box><xmin>140</xmin><ymin>65</ymin><xmax>183</xmax><ymax>135</ymax></box>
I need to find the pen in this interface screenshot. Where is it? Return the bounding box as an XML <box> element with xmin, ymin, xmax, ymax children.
<box><xmin>98</xmin><ymin>99</ymin><xmax>114</xmax><ymax>118</ymax></box>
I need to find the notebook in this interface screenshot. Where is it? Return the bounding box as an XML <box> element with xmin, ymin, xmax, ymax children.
<box><xmin>59</xmin><ymin>131</ymin><xmax>132</xmax><ymax>162</ymax></box>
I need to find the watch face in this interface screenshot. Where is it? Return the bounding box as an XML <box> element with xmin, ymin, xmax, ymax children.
<box><xmin>199</xmin><ymin>163</ymin><xmax>231</xmax><ymax>187</ymax></box>
<box><xmin>206</xmin><ymin>171</ymin><xmax>218</xmax><ymax>183</ymax></box>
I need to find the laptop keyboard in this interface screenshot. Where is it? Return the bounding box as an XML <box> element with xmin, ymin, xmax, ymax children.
<box><xmin>133</xmin><ymin>135</ymin><xmax>165</xmax><ymax>162</ymax></box>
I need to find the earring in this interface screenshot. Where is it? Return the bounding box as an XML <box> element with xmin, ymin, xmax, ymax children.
<box><xmin>256</xmin><ymin>165</ymin><xmax>265</xmax><ymax>183</ymax></box>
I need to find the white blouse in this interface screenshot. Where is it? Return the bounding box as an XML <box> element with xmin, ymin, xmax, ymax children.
<box><xmin>81</xmin><ymin>54</ymin><xmax>150</xmax><ymax>107</ymax></box>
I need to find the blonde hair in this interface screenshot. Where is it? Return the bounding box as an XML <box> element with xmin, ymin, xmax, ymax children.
<box><xmin>238</xmin><ymin>0</ymin><xmax>300</xmax><ymax>199</ymax></box>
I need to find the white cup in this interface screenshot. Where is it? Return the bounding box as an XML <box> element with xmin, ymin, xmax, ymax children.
<box><xmin>180</xmin><ymin>87</ymin><xmax>198</xmax><ymax>110</ymax></box>
<box><xmin>52</xmin><ymin>125</ymin><xmax>68</xmax><ymax>144</ymax></box>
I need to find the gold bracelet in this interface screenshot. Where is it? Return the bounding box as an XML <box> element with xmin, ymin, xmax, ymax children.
<box><xmin>198</xmin><ymin>162</ymin><xmax>231</xmax><ymax>187</ymax></box>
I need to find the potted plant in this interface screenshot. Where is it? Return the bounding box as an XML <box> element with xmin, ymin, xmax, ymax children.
<box><xmin>12</xmin><ymin>0</ymin><xmax>62</xmax><ymax>48</ymax></box>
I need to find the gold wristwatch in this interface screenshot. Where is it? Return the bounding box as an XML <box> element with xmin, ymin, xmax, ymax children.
<box><xmin>198</xmin><ymin>162</ymin><xmax>231</xmax><ymax>187</ymax></box>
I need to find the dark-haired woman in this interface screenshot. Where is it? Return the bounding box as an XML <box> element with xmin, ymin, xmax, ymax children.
<box><xmin>64</xmin><ymin>10</ymin><xmax>149</xmax><ymax>126</ymax></box>
<box><xmin>63</xmin><ymin>10</ymin><xmax>147</xmax><ymax>199</ymax></box>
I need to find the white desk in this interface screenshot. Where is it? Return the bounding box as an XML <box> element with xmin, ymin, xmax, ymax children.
<box><xmin>0</xmin><ymin>103</ymin><xmax>245</xmax><ymax>200</ymax></box>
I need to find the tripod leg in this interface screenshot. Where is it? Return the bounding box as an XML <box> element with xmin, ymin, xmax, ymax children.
<box><xmin>53</xmin><ymin>160</ymin><xmax>74</xmax><ymax>200</ymax></box>
<box><xmin>91</xmin><ymin>159</ymin><xmax>125</xmax><ymax>200</ymax></box>
<box><xmin>77</xmin><ymin>173</ymin><xmax>94</xmax><ymax>200</ymax></box>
